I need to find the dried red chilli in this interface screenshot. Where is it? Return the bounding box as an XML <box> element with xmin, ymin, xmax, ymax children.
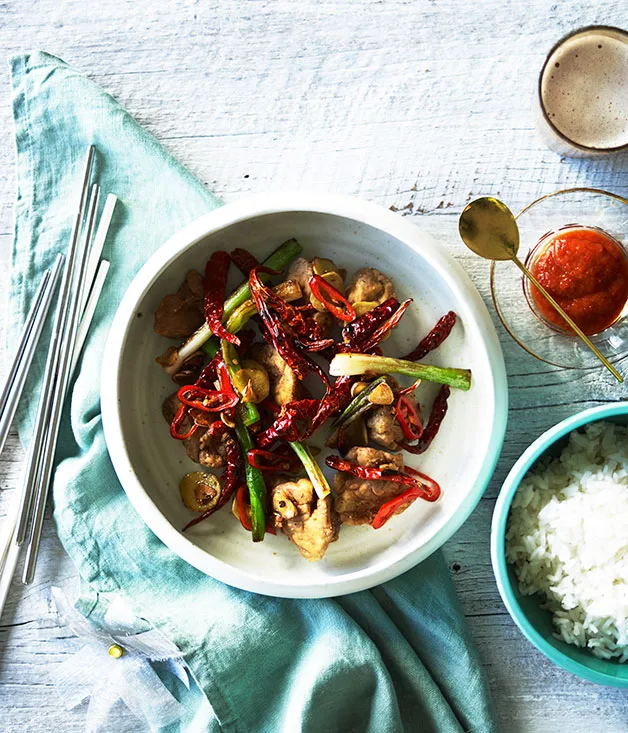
<box><xmin>309</xmin><ymin>274</ymin><xmax>356</xmax><ymax>322</ymax></box>
<box><xmin>249</xmin><ymin>267</ymin><xmax>307</xmax><ymax>331</ymax></box>
<box><xmin>204</xmin><ymin>251</ymin><xmax>240</xmax><ymax>346</ymax></box>
<box><xmin>359</xmin><ymin>299</ymin><xmax>412</xmax><ymax>352</ymax></box>
<box><xmin>260</xmin><ymin>398</ymin><xmax>280</xmax><ymax>416</ymax></box>
<box><xmin>342</xmin><ymin>298</ymin><xmax>400</xmax><ymax>347</ymax></box>
<box><xmin>249</xmin><ymin>267</ymin><xmax>330</xmax><ymax>384</ymax></box>
<box><xmin>395</xmin><ymin>395</ymin><xmax>423</xmax><ymax>442</ymax></box>
<box><xmin>325</xmin><ymin>455</ymin><xmax>421</xmax><ymax>488</ymax></box>
<box><xmin>195</xmin><ymin>353</ymin><xmax>223</xmax><ymax>388</ymax></box>
<box><xmin>235</xmin><ymin>328</ymin><xmax>256</xmax><ymax>357</ymax></box>
<box><xmin>302</xmin><ymin>376</ymin><xmax>353</xmax><ymax>439</ymax></box>
<box><xmin>247</xmin><ymin>448</ymin><xmax>300</xmax><ymax>472</ymax></box>
<box><xmin>249</xmin><ymin>266</ymin><xmax>331</xmax><ymax>343</ymax></box>
<box><xmin>176</xmin><ymin>385</ymin><xmax>239</xmax><ymax>413</ymax></box>
<box><xmin>403</xmin><ymin>311</ymin><xmax>457</xmax><ymax>361</ymax></box>
<box><xmin>230</xmin><ymin>248</ymin><xmax>259</xmax><ymax>277</ymax></box>
<box><xmin>256</xmin><ymin>398</ymin><xmax>321</xmax><ymax>447</ymax></box>
<box><xmin>261</xmin><ymin>306</ymin><xmax>318</xmax><ymax>381</ymax></box>
<box><xmin>249</xmin><ymin>267</ymin><xmax>309</xmax><ymax>378</ymax></box>
<box><xmin>400</xmin><ymin>385</ymin><xmax>450</xmax><ymax>454</ymax></box>
<box><xmin>183</xmin><ymin>438</ymin><xmax>243</xmax><ymax>530</ymax></box>
<box><xmin>293</xmin><ymin>333</ymin><xmax>335</xmax><ymax>352</ymax></box>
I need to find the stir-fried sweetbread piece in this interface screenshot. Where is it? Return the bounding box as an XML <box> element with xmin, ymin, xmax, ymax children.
<box><xmin>346</xmin><ymin>268</ymin><xmax>396</xmax><ymax>313</ymax></box>
<box><xmin>270</xmin><ymin>478</ymin><xmax>339</xmax><ymax>561</ymax></box>
<box><xmin>365</xmin><ymin>378</ymin><xmax>420</xmax><ymax>451</ymax></box>
<box><xmin>286</xmin><ymin>257</ymin><xmax>343</xmax><ymax>332</ymax></box>
<box><xmin>250</xmin><ymin>342</ymin><xmax>304</xmax><ymax>407</ymax></box>
<box><xmin>286</xmin><ymin>257</ymin><xmax>317</xmax><ymax>303</ymax></box>
<box><xmin>154</xmin><ymin>270</ymin><xmax>205</xmax><ymax>339</ymax></box>
<box><xmin>162</xmin><ymin>394</ymin><xmax>227</xmax><ymax>468</ymax></box>
<box><xmin>333</xmin><ymin>447</ymin><xmax>408</xmax><ymax>525</ymax></box>
<box><xmin>366</xmin><ymin>406</ymin><xmax>405</xmax><ymax>451</ymax></box>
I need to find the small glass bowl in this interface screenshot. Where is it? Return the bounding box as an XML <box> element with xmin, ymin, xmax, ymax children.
<box><xmin>490</xmin><ymin>188</ymin><xmax>628</xmax><ymax>370</ymax></box>
<box><xmin>522</xmin><ymin>225</ymin><xmax>628</xmax><ymax>336</ymax></box>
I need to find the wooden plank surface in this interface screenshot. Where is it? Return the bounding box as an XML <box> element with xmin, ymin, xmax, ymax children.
<box><xmin>1</xmin><ymin>1</ymin><xmax>628</xmax><ymax>730</ymax></box>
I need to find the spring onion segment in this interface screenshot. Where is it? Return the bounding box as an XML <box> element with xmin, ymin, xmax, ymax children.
<box><xmin>234</xmin><ymin>414</ymin><xmax>266</xmax><ymax>541</ymax></box>
<box><xmin>329</xmin><ymin>353</ymin><xmax>472</xmax><ymax>391</ymax></box>
<box><xmin>332</xmin><ymin>375</ymin><xmax>388</xmax><ymax>428</ymax></box>
<box><xmin>289</xmin><ymin>441</ymin><xmax>331</xmax><ymax>499</ymax></box>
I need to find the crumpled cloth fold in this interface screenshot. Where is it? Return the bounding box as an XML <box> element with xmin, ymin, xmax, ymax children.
<box><xmin>8</xmin><ymin>51</ymin><xmax>498</xmax><ymax>733</ymax></box>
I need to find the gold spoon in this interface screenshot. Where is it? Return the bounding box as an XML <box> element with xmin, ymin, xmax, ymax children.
<box><xmin>458</xmin><ymin>196</ymin><xmax>623</xmax><ymax>383</ymax></box>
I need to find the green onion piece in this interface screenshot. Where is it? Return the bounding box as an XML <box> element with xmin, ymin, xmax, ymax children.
<box><xmin>332</xmin><ymin>375</ymin><xmax>388</xmax><ymax>428</ymax></box>
<box><xmin>221</xmin><ymin>340</ymin><xmax>260</xmax><ymax>426</ymax></box>
<box><xmin>289</xmin><ymin>441</ymin><xmax>331</xmax><ymax>499</ymax></box>
<box><xmin>234</xmin><ymin>415</ymin><xmax>266</xmax><ymax>541</ymax></box>
<box><xmin>224</xmin><ymin>300</ymin><xmax>258</xmax><ymax>336</ymax></box>
<box><xmin>202</xmin><ymin>339</ymin><xmax>220</xmax><ymax>358</ymax></box>
<box><xmin>329</xmin><ymin>353</ymin><xmax>472</xmax><ymax>391</ymax></box>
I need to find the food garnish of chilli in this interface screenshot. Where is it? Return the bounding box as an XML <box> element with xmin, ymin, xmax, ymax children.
<box><xmin>154</xmin><ymin>239</ymin><xmax>471</xmax><ymax>561</ymax></box>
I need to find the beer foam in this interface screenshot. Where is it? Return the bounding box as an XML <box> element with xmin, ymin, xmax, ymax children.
<box><xmin>541</xmin><ymin>29</ymin><xmax>628</xmax><ymax>150</ymax></box>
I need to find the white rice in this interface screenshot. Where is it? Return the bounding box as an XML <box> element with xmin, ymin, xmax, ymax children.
<box><xmin>506</xmin><ymin>420</ymin><xmax>628</xmax><ymax>661</ymax></box>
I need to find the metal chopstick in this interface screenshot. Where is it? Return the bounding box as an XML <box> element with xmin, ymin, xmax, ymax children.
<box><xmin>71</xmin><ymin>259</ymin><xmax>110</xmax><ymax>377</ymax></box>
<box><xmin>0</xmin><ymin>271</ymin><xmax>50</xmax><ymax>419</ymax></box>
<box><xmin>15</xmin><ymin>147</ymin><xmax>95</xmax><ymax>549</ymax></box>
<box><xmin>81</xmin><ymin>193</ymin><xmax>116</xmax><ymax>314</ymax></box>
<box><xmin>22</xmin><ymin>181</ymin><xmax>101</xmax><ymax>583</ymax></box>
<box><xmin>0</xmin><ymin>260</ymin><xmax>63</xmax><ymax>458</ymax></box>
<box><xmin>1</xmin><ymin>249</ymin><xmax>110</xmax><ymax>616</ymax></box>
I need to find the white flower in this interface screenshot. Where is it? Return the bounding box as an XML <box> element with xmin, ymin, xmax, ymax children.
<box><xmin>49</xmin><ymin>587</ymin><xmax>189</xmax><ymax>732</ymax></box>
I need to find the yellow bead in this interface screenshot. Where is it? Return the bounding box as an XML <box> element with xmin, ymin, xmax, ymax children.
<box><xmin>108</xmin><ymin>644</ymin><xmax>124</xmax><ymax>659</ymax></box>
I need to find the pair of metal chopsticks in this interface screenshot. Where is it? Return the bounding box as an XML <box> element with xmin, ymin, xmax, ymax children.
<box><xmin>0</xmin><ymin>146</ymin><xmax>116</xmax><ymax>615</ymax></box>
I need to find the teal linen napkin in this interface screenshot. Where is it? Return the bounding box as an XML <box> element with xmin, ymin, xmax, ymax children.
<box><xmin>8</xmin><ymin>51</ymin><xmax>498</xmax><ymax>733</ymax></box>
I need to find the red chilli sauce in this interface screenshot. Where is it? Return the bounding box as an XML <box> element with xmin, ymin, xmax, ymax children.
<box><xmin>529</xmin><ymin>227</ymin><xmax>628</xmax><ymax>336</ymax></box>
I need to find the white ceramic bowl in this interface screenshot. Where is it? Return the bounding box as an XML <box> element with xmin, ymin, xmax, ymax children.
<box><xmin>101</xmin><ymin>192</ymin><xmax>508</xmax><ymax>598</ymax></box>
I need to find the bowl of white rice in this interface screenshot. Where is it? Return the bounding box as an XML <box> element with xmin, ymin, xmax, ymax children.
<box><xmin>492</xmin><ymin>403</ymin><xmax>628</xmax><ymax>686</ymax></box>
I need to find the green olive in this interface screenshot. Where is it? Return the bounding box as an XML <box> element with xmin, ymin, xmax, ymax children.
<box><xmin>231</xmin><ymin>359</ymin><xmax>270</xmax><ymax>403</ymax></box>
<box><xmin>179</xmin><ymin>472</ymin><xmax>221</xmax><ymax>512</ymax></box>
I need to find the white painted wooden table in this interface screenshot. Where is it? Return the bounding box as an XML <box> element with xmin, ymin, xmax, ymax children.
<box><xmin>1</xmin><ymin>1</ymin><xmax>628</xmax><ymax>730</ymax></box>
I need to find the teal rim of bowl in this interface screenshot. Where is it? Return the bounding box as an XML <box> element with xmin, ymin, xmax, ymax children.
<box><xmin>491</xmin><ymin>402</ymin><xmax>628</xmax><ymax>687</ymax></box>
